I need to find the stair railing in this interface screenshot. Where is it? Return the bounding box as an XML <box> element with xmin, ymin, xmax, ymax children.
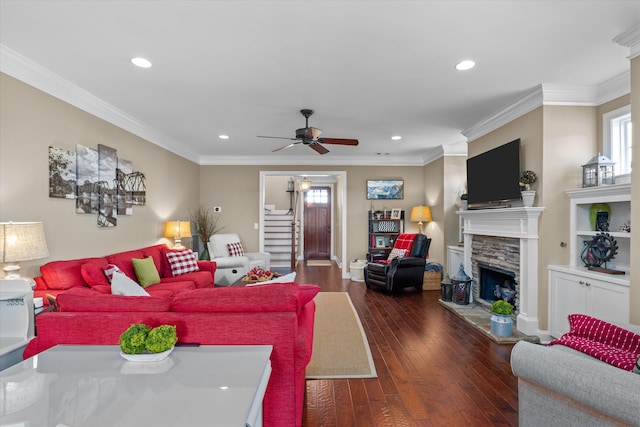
<box><xmin>290</xmin><ymin>190</ymin><xmax>300</xmax><ymax>270</ymax></box>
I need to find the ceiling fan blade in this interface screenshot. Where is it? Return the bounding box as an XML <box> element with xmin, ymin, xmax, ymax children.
<box><xmin>309</xmin><ymin>142</ymin><xmax>329</xmax><ymax>155</ymax></box>
<box><xmin>258</xmin><ymin>135</ymin><xmax>299</xmax><ymax>141</ymax></box>
<box><xmin>272</xmin><ymin>141</ymin><xmax>302</xmax><ymax>152</ymax></box>
<box><xmin>318</xmin><ymin>138</ymin><xmax>359</xmax><ymax>146</ymax></box>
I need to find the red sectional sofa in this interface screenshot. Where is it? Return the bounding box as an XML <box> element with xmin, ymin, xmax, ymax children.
<box><xmin>33</xmin><ymin>244</ymin><xmax>217</xmax><ymax>304</ymax></box>
<box><xmin>25</xmin><ymin>283</ymin><xmax>318</xmax><ymax>427</ymax></box>
<box><xmin>25</xmin><ymin>245</ymin><xmax>319</xmax><ymax>427</ymax></box>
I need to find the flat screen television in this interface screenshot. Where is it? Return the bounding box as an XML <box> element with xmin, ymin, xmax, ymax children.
<box><xmin>466</xmin><ymin>138</ymin><xmax>521</xmax><ymax>209</ymax></box>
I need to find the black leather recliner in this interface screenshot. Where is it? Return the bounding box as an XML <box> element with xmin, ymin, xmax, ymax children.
<box><xmin>364</xmin><ymin>234</ymin><xmax>432</xmax><ymax>294</ymax></box>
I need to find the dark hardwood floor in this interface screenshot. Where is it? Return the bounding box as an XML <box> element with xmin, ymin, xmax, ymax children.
<box><xmin>296</xmin><ymin>261</ymin><xmax>518</xmax><ymax>427</ymax></box>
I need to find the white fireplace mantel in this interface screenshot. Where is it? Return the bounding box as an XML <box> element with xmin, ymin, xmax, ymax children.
<box><xmin>458</xmin><ymin>207</ymin><xmax>544</xmax><ymax>336</ymax></box>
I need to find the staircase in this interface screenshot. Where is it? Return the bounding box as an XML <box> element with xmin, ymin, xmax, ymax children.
<box><xmin>264</xmin><ymin>210</ymin><xmax>298</xmax><ymax>268</ymax></box>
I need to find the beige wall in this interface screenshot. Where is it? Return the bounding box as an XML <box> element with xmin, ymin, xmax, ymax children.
<box><xmin>0</xmin><ymin>71</ymin><xmax>443</xmax><ymax>279</ymax></box>
<box><xmin>0</xmin><ymin>73</ymin><xmax>201</xmax><ymax>277</ymax></box>
<box><xmin>265</xmin><ymin>175</ymin><xmax>292</xmax><ymax>210</ymax></box>
<box><xmin>199</xmin><ymin>165</ymin><xmax>429</xmax><ymax>265</ymax></box>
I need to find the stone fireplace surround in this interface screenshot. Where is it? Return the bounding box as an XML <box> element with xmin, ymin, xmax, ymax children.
<box><xmin>459</xmin><ymin>207</ymin><xmax>544</xmax><ymax>336</ymax></box>
<box><xmin>472</xmin><ymin>237</ymin><xmax>520</xmax><ymax>310</ymax></box>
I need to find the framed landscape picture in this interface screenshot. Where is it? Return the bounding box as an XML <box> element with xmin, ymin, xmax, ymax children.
<box><xmin>367</xmin><ymin>180</ymin><xmax>404</xmax><ymax>200</ymax></box>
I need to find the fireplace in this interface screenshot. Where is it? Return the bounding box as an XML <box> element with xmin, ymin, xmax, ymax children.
<box><xmin>471</xmin><ymin>235</ymin><xmax>520</xmax><ymax>313</ymax></box>
<box><xmin>458</xmin><ymin>207</ymin><xmax>544</xmax><ymax>336</ymax></box>
<box><xmin>477</xmin><ymin>262</ymin><xmax>517</xmax><ymax>306</ymax></box>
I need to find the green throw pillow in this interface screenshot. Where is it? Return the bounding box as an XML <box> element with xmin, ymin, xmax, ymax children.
<box><xmin>132</xmin><ymin>256</ymin><xmax>161</xmax><ymax>288</ymax></box>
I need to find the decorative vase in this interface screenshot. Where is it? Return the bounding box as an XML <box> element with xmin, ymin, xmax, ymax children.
<box><xmin>589</xmin><ymin>203</ymin><xmax>611</xmax><ymax>231</ymax></box>
<box><xmin>199</xmin><ymin>246</ymin><xmax>210</xmax><ymax>261</ymax></box>
<box><xmin>490</xmin><ymin>313</ymin><xmax>513</xmax><ymax>337</ymax></box>
<box><xmin>521</xmin><ymin>190</ymin><xmax>536</xmax><ymax>207</ymax></box>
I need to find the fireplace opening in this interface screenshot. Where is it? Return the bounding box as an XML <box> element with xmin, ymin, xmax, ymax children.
<box><xmin>478</xmin><ymin>263</ymin><xmax>516</xmax><ymax>305</ymax></box>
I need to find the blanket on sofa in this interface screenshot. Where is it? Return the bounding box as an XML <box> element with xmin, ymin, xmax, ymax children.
<box><xmin>549</xmin><ymin>314</ymin><xmax>640</xmax><ymax>371</ymax></box>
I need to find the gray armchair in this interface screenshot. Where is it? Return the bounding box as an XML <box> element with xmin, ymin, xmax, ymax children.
<box><xmin>207</xmin><ymin>233</ymin><xmax>271</xmax><ymax>286</ymax></box>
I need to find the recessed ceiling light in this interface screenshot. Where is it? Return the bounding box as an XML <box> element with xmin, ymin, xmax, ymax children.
<box><xmin>455</xmin><ymin>60</ymin><xmax>475</xmax><ymax>71</ymax></box>
<box><xmin>391</xmin><ymin>136</ymin><xmax>402</xmax><ymax>141</ymax></box>
<box><xmin>218</xmin><ymin>135</ymin><xmax>229</xmax><ymax>140</ymax></box>
<box><xmin>131</xmin><ymin>57</ymin><xmax>152</xmax><ymax>68</ymax></box>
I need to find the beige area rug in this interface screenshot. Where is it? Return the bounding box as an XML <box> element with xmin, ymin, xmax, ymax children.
<box><xmin>306</xmin><ymin>260</ymin><xmax>333</xmax><ymax>266</ymax></box>
<box><xmin>306</xmin><ymin>292</ymin><xmax>377</xmax><ymax>379</ymax></box>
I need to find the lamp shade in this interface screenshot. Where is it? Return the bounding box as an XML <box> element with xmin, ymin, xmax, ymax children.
<box><xmin>410</xmin><ymin>206</ymin><xmax>432</xmax><ymax>223</ymax></box>
<box><xmin>0</xmin><ymin>222</ymin><xmax>49</xmax><ymax>263</ymax></box>
<box><xmin>299</xmin><ymin>177</ymin><xmax>311</xmax><ymax>192</ymax></box>
<box><xmin>164</xmin><ymin>221</ymin><xmax>192</xmax><ymax>239</ymax></box>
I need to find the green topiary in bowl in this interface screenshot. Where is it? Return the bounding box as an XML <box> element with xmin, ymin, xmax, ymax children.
<box><xmin>491</xmin><ymin>300</ymin><xmax>514</xmax><ymax>316</ymax></box>
<box><xmin>119</xmin><ymin>324</ymin><xmax>151</xmax><ymax>354</ymax></box>
<box><xmin>119</xmin><ymin>323</ymin><xmax>178</xmax><ymax>354</ymax></box>
<box><xmin>145</xmin><ymin>325</ymin><xmax>178</xmax><ymax>353</ymax></box>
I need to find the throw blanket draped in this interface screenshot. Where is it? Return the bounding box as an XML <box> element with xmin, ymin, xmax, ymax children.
<box><xmin>549</xmin><ymin>314</ymin><xmax>640</xmax><ymax>371</ymax></box>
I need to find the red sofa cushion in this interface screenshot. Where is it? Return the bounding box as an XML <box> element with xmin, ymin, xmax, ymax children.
<box><xmin>40</xmin><ymin>258</ymin><xmax>103</xmax><ymax>290</ymax></box>
<box><xmin>57</xmin><ymin>287</ymin><xmax>172</xmax><ymax>312</ymax></box>
<box><xmin>161</xmin><ymin>271</ymin><xmax>213</xmax><ymax>289</ymax></box>
<box><xmin>170</xmin><ymin>283</ymin><xmax>319</xmax><ymax>313</ymax></box>
<box><xmin>80</xmin><ymin>258</ymin><xmax>110</xmax><ymax>287</ymax></box>
<box><xmin>106</xmin><ymin>249</ymin><xmax>145</xmax><ymax>280</ymax></box>
<box><xmin>147</xmin><ymin>280</ymin><xmax>196</xmax><ymax>296</ymax></box>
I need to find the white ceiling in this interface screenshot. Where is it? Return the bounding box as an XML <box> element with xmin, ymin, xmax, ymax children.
<box><xmin>1</xmin><ymin>1</ymin><xmax>639</xmax><ymax>166</ymax></box>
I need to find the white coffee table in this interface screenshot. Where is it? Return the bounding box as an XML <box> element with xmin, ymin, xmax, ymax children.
<box><xmin>0</xmin><ymin>344</ymin><xmax>272</xmax><ymax>427</ymax></box>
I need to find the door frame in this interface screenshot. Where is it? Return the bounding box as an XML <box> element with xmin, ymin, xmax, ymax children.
<box><xmin>259</xmin><ymin>170</ymin><xmax>348</xmax><ymax>278</ymax></box>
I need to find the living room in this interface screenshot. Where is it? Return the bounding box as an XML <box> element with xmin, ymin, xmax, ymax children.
<box><xmin>1</xmin><ymin>2</ymin><xmax>639</xmax><ymax>426</ymax></box>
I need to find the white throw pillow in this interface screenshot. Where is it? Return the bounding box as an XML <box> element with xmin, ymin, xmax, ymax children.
<box><xmin>245</xmin><ymin>272</ymin><xmax>297</xmax><ymax>286</ymax></box>
<box><xmin>111</xmin><ymin>271</ymin><xmax>150</xmax><ymax>296</ymax></box>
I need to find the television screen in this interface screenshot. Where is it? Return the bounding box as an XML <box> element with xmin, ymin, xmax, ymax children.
<box><xmin>466</xmin><ymin>139</ymin><xmax>521</xmax><ymax>208</ymax></box>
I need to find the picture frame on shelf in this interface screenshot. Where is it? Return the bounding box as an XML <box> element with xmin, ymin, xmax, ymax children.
<box><xmin>375</xmin><ymin>237</ymin><xmax>386</xmax><ymax>248</ymax></box>
<box><xmin>390</xmin><ymin>208</ymin><xmax>402</xmax><ymax>219</ymax></box>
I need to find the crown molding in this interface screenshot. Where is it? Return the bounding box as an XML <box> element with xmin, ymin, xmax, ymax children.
<box><xmin>462</xmin><ymin>85</ymin><xmax>544</xmax><ymax>143</ymax></box>
<box><xmin>198</xmin><ymin>154</ymin><xmax>428</xmax><ymax>166</ymax></box>
<box><xmin>595</xmin><ymin>71</ymin><xmax>631</xmax><ymax>104</ymax></box>
<box><xmin>613</xmin><ymin>24</ymin><xmax>640</xmax><ymax>60</ymax></box>
<box><xmin>462</xmin><ymin>71</ymin><xmax>631</xmax><ymax>143</ymax></box>
<box><xmin>0</xmin><ymin>44</ymin><xmax>201</xmax><ymax>164</ymax></box>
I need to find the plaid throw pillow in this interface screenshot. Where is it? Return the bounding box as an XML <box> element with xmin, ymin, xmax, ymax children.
<box><xmin>227</xmin><ymin>242</ymin><xmax>245</xmax><ymax>257</ymax></box>
<box><xmin>387</xmin><ymin>248</ymin><xmax>407</xmax><ymax>262</ymax></box>
<box><xmin>165</xmin><ymin>249</ymin><xmax>200</xmax><ymax>276</ymax></box>
<box><xmin>103</xmin><ymin>264</ymin><xmax>124</xmax><ymax>283</ymax></box>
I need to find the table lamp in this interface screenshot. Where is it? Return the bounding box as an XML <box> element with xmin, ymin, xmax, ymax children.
<box><xmin>410</xmin><ymin>206</ymin><xmax>432</xmax><ymax>235</ymax></box>
<box><xmin>164</xmin><ymin>220</ymin><xmax>191</xmax><ymax>249</ymax></box>
<box><xmin>0</xmin><ymin>222</ymin><xmax>50</xmax><ymax>279</ymax></box>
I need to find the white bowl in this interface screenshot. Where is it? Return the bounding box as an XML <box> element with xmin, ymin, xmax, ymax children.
<box><xmin>119</xmin><ymin>346</ymin><xmax>174</xmax><ymax>362</ymax></box>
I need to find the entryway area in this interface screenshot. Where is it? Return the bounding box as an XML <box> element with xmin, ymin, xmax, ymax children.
<box><xmin>259</xmin><ymin>171</ymin><xmax>348</xmax><ymax>278</ymax></box>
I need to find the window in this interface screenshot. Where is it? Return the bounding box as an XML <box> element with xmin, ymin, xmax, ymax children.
<box><xmin>603</xmin><ymin>105</ymin><xmax>632</xmax><ymax>177</ymax></box>
<box><xmin>305</xmin><ymin>188</ymin><xmax>328</xmax><ymax>204</ymax></box>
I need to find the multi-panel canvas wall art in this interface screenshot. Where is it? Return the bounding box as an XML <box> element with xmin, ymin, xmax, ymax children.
<box><xmin>48</xmin><ymin>144</ymin><xmax>146</xmax><ymax>228</ymax></box>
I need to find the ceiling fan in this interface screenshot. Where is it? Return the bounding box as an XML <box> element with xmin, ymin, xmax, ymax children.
<box><xmin>258</xmin><ymin>109</ymin><xmax>359</xmax><ymax>155</ymax></box>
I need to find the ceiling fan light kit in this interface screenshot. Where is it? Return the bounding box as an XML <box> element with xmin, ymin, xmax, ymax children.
<box><xmin>258</xmin><ymin>109</ymin><xmax>359</xmax><ymax>155</ymax></box>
